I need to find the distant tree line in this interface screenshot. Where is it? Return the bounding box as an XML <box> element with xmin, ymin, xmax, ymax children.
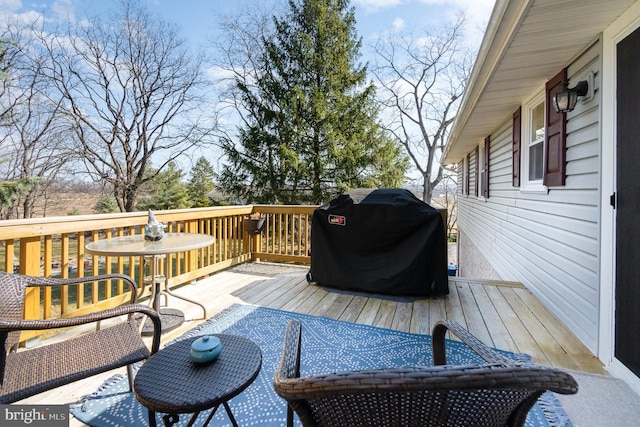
<box><xmin>92</xmin><ymin>157</ymin><xmax>216</xmax><ymax>214</ymax></box>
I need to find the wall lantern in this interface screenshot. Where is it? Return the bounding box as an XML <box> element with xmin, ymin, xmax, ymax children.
<box><xmin>552</xmin><ymin>80</ymin><xmax>589</xmax><ymax>113</ymax></box>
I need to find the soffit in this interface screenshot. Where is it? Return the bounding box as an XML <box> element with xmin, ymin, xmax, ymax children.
<box><xmin>442</xmin><ymin>0</ymin><xmax>638</xmax><ymax>164</ymax></box>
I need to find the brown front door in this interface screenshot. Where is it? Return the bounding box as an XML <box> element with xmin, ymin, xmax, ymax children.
<box><xmin>615</xmin><ymin>26</ymin><xmax>640</xmax><ymax>375</ymax></box>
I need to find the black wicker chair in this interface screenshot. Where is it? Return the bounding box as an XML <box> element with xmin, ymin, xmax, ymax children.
<box><xmin>274</xmin><ymin>319</ymin><xmax>578</xmax><ymax>427</ymax></box>
<box><xmin>0</xmin><ymin>271</ymin><xmax>161</xmax><ymax>403</ymax></box>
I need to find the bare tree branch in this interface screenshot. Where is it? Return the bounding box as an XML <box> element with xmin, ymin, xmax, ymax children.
<box><xmin>0</xmin><ymin>21</ymin><xmax>72</xmax><ymax>219</ymax></box>
<box><xmin>373</xmin><ymin>14</ymin><xmax>473</xmax><ymax>202</ymax></box>
<box><xmin>37</xmin><ymin>0</ymin><xmax>217</xmax><ymax>211</ymax></box>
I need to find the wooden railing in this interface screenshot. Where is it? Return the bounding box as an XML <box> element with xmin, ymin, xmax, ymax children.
<box><xmin>0</xmin><ymin>205</ymin><xmax>316</xmax><ymax>340</ymax></box>
<box><xmin>251</xmin><ymin>205</ymin><xmax>315</xmax><ymax>263</ymax></box>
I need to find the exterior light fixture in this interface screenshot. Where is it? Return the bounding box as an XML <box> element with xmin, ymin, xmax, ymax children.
<box><xmin>552</xmin><ymin>80</ymin><xmax>589</xmax><ymax>113</ymax></box>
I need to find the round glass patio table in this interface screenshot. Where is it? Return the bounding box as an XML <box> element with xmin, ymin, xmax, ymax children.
<box><xmin>85</xmin><ymin>232</ymin><xmax>213</xmax><ymax>334</ymax></box>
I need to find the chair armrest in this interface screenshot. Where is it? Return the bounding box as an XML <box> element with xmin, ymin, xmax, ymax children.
<box><xmin>432</xmin><ymin>320</ymin><xmax>516</xmax><ymax>366</ymax></box>
<box><xmin>273</xmin><ymin>320</ymin><xmax>306</xmax><ymax>427</ymax></box>
<box><xmin>275</xmin><ymin>320</ymin><xmax>302</xmax><ymax>381</ymax></box>
<box><xmin>275</xmin><ymin>363</ymin><xmax>578</xmax><ymax>399</ymax></box>
<box><xmin>0</xmin><ymin>304</ymin><xmax>162</xmax><ymax>354</ymax></box>
<box><xmin>23</xmin><ymin>274</ymin><xmax>140</xmax><ymax>304</ymax></box>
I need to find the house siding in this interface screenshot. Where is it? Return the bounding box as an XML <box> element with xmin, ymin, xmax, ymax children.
<box><xmin>456</xmin><ymin>39</ymin><xmax>602</xmax><ymax>353</ymax></box>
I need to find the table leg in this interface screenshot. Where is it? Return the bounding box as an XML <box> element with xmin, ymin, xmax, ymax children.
<box><xmin>140</xmin><ymin>254</ymin><xmax>185</xmax><ymax>336</ymax></box>
<box><xmin>190</xmin><ymin>402</ymin><xmax>238</xmax><ymax>427</ymax></box>
<box><xmin>185</xmin><ymin>410</ymin><xmax>203</xmax><ymax>427</ymax></box>
<box><xmin>148</xmin><ymin>407</ymin><xmax>201</xmax><ymax>427</ymax></box>
<box><xmin>147</xmin><ymin>410</ymin><xmax>157</xmax><ymax>427</ymax></box>
<box><xmin>151</xmin><ymin>255</ymin><xmax>160</xmax><ymax>312</ymax></box>
<box><xmin>151</xmin><ymin>253</ymin><xmax>207</xmax><ymax>319</ymax></box>
<box><xmin>162</xmin><ymin>285</ymin><xmax>208</xmax><ymax>319</ymax></box>
<box><xmin>223</xmin><ymin>401</ymin><xmax>239</xmax><ymax>427</ymax></box>
<box><xmin>142</xmin><ymin>399</ymin><xmax>241</xmax><ymax>427</ymax></box>
<box><xmin>201</xmin><ymin>406</ymin><xmax>218</xmax><ymax>426</ymax></box>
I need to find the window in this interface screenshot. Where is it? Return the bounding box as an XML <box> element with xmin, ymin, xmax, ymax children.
<box><xmin>528</xmin><ymin>102</ymin><xmax>545</xmax><ymax>181</ymax></box>
<box><xmin>512</xmin><ymin>68</ymin><xmax>568</xmax><ymax>189</ymax></box>
<box><xmin>520</xmin><ymin>91</ymin><xmax>546</xmax><ymax>191</ymax></box>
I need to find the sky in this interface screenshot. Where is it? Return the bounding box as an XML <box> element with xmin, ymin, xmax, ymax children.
<box><xmin>1</xmin><ymin>0</ymin><xmax>496</xmax><ymax>181</ymax></box>
<box><xmin>1</xmin><ymin>0</ymin><xmax>496</xmax><ymax>53</ymax></box>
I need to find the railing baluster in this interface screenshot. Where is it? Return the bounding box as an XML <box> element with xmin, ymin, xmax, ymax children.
<box><xmin>60</xmin><ymin>234</ymin><xmax>69</xmax><ymax>313</ymax></box>
<box><xmin>43</xmin><ymin>235</ymin><xmax>53</xmax><ymax>319</ymax></box>
<box><xmin>76</xmin><ymin>233</ymin><xmax>85</xmax><ymax>308</ymax></box>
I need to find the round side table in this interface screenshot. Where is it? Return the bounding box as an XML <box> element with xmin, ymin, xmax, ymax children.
<box><xmin>133</xmin><ymin>334</ymin><xmax>262</xmax><ymax>427</ymax></box>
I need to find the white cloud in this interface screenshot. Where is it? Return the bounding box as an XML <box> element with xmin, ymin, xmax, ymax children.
<box><xmin>50</xmin><ymin>0</ymin><xmax>77</xmax><ymax>22</ymax></box>
<box><xmin>418</xmin><ymin>0</ymin><xmax>495</xmax><ymax>39</ymax></box>
<box><xmin>0</xmin><ymin>0</ymin><xmax>22</xmax><ymax>11</ymax></box>
<box><xmin>392</xmin><ymin>17</ymin><xmax>404</xmax><ymax>31</ymax></box>
<box><xmin>0</xmin><ymin>0</ymin><xmax>80</xmax><ymax>28</ymax></box>
<box><xmin>354</xmin><ymin>0</ymin><xmax>495</xmax><ymax>47</ymax></box>
<box><xmin>205</xmin><ymin>65</ymin><xmax>236</xmax><ymax>82</ymax></box>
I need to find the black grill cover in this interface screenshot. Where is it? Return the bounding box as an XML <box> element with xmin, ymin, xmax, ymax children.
<box><xmin>309</xmin><ymin>188</ymin><xmax>448</xmax><ymax>297</ymax></box>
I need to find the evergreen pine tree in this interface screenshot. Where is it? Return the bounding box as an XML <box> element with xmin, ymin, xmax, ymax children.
<box><xmin>187</xmin><ymin>157</ymin><xmax>216</xmax><ymax>207</ymax></box>
<box><xmin>137</xmin><ymin>162</ymin><xmax>191</xmax><ymax>210</ymax></box>
<box><xmin>219</xmin><ymin>0</ymin><xmax>407</xmax><ymax>204</ymax></box>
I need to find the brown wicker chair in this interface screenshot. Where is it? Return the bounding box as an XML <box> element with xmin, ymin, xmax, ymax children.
<box><xmin>274</xmin><ymin>319</ymin><xmax>578</xmax><ymax>427</ymax></box>
<box><xmin>0</xmin><ymin>271</ymin><xmax>161</xmax><ymax>404</ymax></box>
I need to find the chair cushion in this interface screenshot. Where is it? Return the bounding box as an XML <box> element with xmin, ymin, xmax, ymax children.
<box><xmin>0</xmin><ymin>321</ymin><xmax>149</xmax><ymax>403</ymax></box>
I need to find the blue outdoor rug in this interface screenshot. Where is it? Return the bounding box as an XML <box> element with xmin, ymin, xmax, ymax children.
<box><xmin>71</xmin><ymin>304</ymin><xmax>572</xmax><ymax>426</ymax></box>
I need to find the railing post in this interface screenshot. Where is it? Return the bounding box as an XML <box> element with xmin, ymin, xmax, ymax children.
<box><xmin>4</xmin><ymin>240</ymin><xmax>16</xmax><ymax>273</ymax></box>
<box><xmin>252</xmin><ymin>234</ymin><xmax>261</xmax><ymax>262</ymax></box>
<box><xmin>20</xmin><ymin>236</ymin><xmax>41</xmax><ymax>320</ymax></box>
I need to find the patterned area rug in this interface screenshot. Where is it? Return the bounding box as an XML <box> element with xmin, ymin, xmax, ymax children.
<box><xmin>71</xmin><ymin>304</ymin><xmax>572</xmax><ymax>426</ymax></box>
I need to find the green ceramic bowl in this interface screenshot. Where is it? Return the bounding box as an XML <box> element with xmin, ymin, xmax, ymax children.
<box><xmin>190</xmin><ymin>335</ymin><xmax>223</xmax><ymax>363</ymax></box>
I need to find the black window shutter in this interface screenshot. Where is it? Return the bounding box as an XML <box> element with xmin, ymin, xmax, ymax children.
<box><xmin>512</xmin><ymin>107</ymin><xmax>521</xmax><ymax>187</ymax></box>
<box><xmin>544</xmin><ymin>68</ymin><xmax>568</xmax><ymax>186</ymax></box>
<box><xmin>474</xmin><ymin>147</ymin><xmax>479</xmax><ymax>197</ymax></box>
<box><xmin>484</xmin><ymin>135</ymin><xmax>490</xmax><ymax>198</ymax></box>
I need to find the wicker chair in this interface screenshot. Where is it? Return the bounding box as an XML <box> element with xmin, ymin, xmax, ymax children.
<box><xmin>274</xmin><ymin>319</ymin><xmax>578</xmax><ymax>427</ymax></box>
<box><xmin>0</xmin><ymin>271</ymin><xmax>161</xmax><ymax>404</ymax></box>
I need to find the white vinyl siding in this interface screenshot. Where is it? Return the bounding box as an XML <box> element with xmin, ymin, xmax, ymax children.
<box><xmin>456</xmin><ymin>39</ymin><xmax>602</xmax><ymax>353</ymax></box>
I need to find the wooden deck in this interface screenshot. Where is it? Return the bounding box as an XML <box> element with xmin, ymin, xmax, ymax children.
<box><xmin>199</xmin><ymin>262</ymin><xmax>604</xmax><ymax>374</ymax></box>
<box><xmin>20</xmin><ymin>261</ymin><xmax>606</xmax><ymax>425</ymax></box>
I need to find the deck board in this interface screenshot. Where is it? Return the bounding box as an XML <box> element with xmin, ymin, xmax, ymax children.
<box><xmin>456</xmin><ymin>281</ymin><xmax>491</xmax><ymax>344</ymax></box>
<box><xmin>482</xmin><ymin>285</ymin><xmax>520</xmax><ymax>353</ymax></box>
<box><xmin>356</xmin><ymin>298</ymin><xmax>382</xmax><ymax>326</ymax></box>
<box><xmin>373</xmin><ymin>299</ymin><xmax>397</xmax><ymax>329</ymax></box>
<box><xmin>339</xmin><ymin>295</ymin><xmax>368</xmax><ymax>324</ymax></box>
<box><xmin>410</xmin><ymin>299</ymin><xmax>430</xmax><ymax>335</ymax></box>
<box><xmin>443</xmin><ymin>281</ymin><xmax>466</xmax><ymax>333</ymax></box>
<box><xmin>497</xmin><ymin>286</ymin><xmax>549</xmax><ymax>363</ymax></box>
<box><xmin>391</xmin><ymin>301</ymin><xmax>412</xmax><ymax>332</ymax></box>
<box><xmin>20</xmin><ymin>262</ymin><xmax>607</xmax><ymax>426</ymax></box>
